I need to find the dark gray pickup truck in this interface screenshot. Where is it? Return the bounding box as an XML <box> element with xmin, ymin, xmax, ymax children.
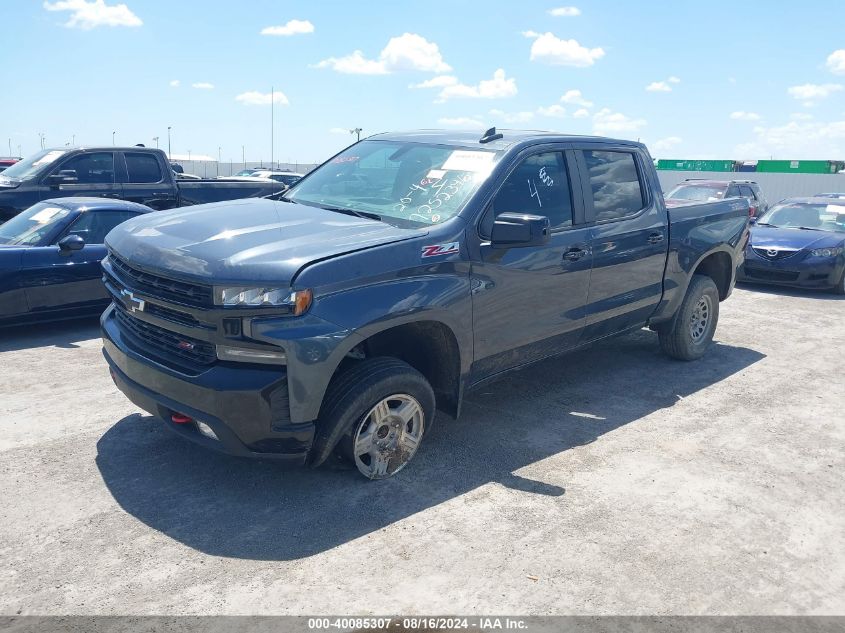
<box><xmin>0</xmin><ymin>146</ymin><xmax>282</xmax><ymax>221</ymax></box>
<box><xmin>101</xmin><ymin>129</ymin><xmax>749</xmax><ymax>479</ymax></box>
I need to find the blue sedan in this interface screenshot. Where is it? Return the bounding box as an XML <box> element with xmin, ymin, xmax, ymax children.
<box><xmin>738</xmin><ymin>197</ymin><xmax>845</xmax><ymax>294</ymax></box>
<box><xmin>0</xmin><ymin>197</ymin><xmax>153</xmax><ymax>325</ymax></box>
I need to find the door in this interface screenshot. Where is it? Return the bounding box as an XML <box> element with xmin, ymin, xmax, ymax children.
<box><xmin>22</xmin><ymin>210</ymin><xmax>140</xmax><ymax>315</ymax></box>
<box><xmin>41</xmin><ymin>152</ymin><xmax>120</xmax><ymax>201</ymax></box>
<box><xmin>120</xmin><ymin>151</ymin><xmax>177</xmax><ymax>209</ymax></box>
<box><xmin>470</xmin><ymin>148</ymin><xmax>592</xmax><ymax>379</ymax></box>
<box><xmin>577</xmin><ymin>147</ymin><xmax>668</xmax><ymax>340</ymax></box>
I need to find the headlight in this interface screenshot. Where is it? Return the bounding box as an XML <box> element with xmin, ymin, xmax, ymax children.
<box><xmin>214</xmin><ymin>286</ymin><xmax>312</xmax><ymax>314</ymax></box>
<box><xmin>810</xmin><ymin>247</ymin><xmax>843</xmax><ymax>257</ymax></box>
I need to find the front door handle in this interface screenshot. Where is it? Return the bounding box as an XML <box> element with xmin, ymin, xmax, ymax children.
<box><xmin>648</xmin><ymin>232</ymin><xmax>664</xmax><ymax>244</ymax></box>
<box><xmin>562</xmin><ymin>247</ymin><xmax>587</xmax><ymax>262</ymax></box>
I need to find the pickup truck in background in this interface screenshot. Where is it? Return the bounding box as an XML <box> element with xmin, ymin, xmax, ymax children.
<box><xmin>101</xmin><ymin>129</ymin><xmax>749</xmax><ymax>480</ymax></box>
<box><xmin>0</xmin><ymin>147</ymin><xmax>282</xmax><ymax>221</ymax></box>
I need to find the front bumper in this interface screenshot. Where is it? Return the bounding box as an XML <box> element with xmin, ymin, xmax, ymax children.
<box><xmin>101</xmin><ymin>305</ymin><xmax>315</xmax><ymax>463</ymax></box>
<box><xmin>738</xmin><ymin>250</ymin><xmax>844</xmax><ymax>289</ymax></box>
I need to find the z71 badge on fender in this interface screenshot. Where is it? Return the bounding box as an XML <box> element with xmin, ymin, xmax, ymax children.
<box><xmin>421</xmin><ymin>242</ymin><xmax>460</xmax><ymax>258</ymax></box>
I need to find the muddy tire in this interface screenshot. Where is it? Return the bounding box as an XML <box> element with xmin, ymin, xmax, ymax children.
<box><xmin>658</xmin><ymin>275</ymin><xmax>720</xmax><ymax>361</ymax></box>
<box><xmin>319</xmin><ymin>357</ymin><xmax>435</xmax><ymax>480</ymax></box>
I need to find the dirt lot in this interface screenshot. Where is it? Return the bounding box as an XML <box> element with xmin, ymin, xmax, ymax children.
<box><xmin>0</xmin><ymin>285</ymin><xmax>843</xmax><ymax>615</ymax></box>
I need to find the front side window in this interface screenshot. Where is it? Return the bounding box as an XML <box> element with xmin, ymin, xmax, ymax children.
<box><xmin>62</xmin><ymin>211</ymin><xmax>139</xmax><ymax>244</ymax></box>
<box><xmin>125</xmin><ymin>153</ymin><xmax>163</xmax><ymax>183</ymax></box>
<box><xmin>285</xmin><ymin>140</ymin><xmax>498</xmax><ymax>227</ymax></box>
<box><xmin>584</xmin><ymin>151</ymin><xmax>645</xmax><ymax>221</ymax></box>
<box><xmin>487</xmin><ymin>152</ymin><xmax>572</xmax><ymax>232</ymax></box>
<box><xmin>55</xmin><ymin>152</ymin><xmax>115</xmax><ymax>184</ymax></box>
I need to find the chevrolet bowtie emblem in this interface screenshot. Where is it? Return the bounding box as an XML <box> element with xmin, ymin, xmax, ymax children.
<box><xmin>119</xmin><ymin>289</ymin><xmax>145</xmax><ymax>313</ymax></box>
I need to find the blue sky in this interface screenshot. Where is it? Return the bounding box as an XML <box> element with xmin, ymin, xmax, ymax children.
<box><xmin>2</xmin><ymin>0</ymin><xmax>845</xmax><ymax>162</ymax></box>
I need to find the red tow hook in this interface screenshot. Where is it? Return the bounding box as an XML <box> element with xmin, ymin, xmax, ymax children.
<box><xmin>171</xmin><ymin>413</ymin><xmax>193</xmax><ymax>424</ymax></box>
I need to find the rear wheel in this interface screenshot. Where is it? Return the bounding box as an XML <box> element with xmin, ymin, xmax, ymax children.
<box><xmin>658</xmin><ymin>275</ymin><xmax>720</xmax><ymax>361</ymax></box>
<box><xmin>319</xmin><ymin>357</ymin><xmax>435</xmax><ymax>480</ymax></box>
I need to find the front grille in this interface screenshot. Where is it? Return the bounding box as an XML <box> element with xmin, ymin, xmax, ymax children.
<box><xmin>109</xmin><ymin>254</ymin><xmax>214</xmax><ymax>308</ymax></box>
<box><xmin>143</xmin><ymin>302</ymin><xmax>206</xmax><ymax>329</ymax></box>
<box><xmin>743</xmin><ymin>267</ymin><xmax>800</xmax><ymax>282</ymax></box>
<box><xmin>114</xmin><ymin>306</ymin><xmax>216</xmax><ymax>370</ymax></box>
<box><xmin>752</xmin><ymin>247</ymin><xmax>798</xmax><ymax>261</ymax></box>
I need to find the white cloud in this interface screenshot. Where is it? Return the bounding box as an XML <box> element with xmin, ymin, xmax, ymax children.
<box><xmin>537</xmin><ymin>105</ymin><xmax>567</xmax><ymax>118</ymax></box>
<box><xmin>790</xmin><ymin>112</ymin><xmax>813</xmax><ymax>121</ymax></box>
<box><xmin>523</xmin><ymin>32</ymin><xmax>604</xmax><ymax>67</ymax></box>
<box><xmin>489</xmin><ymin>109</ymin><xmax>534</xmax><ymax>123</ymax></box>
<box><xmin>730</xmin><ymin>111</ymin><xmax>761</xmax><ymax>121</ymax></box>
<box><xmin>668</xmin><ymin>76</ymin><xmax>681</xmax><ymax>84</ymax></box>
<box><xmin>548</xmin><ymin>6</ymin><xmax>581</xmax><ymax>16</ymax></box>
<box><xmin>592</xmin><ymin>108</ymin><xmax>646</xmax><ymax>134</ymax></box>
<box><xmin>192</xmin><ymin>82</ymin><xmax>214</xmax><ymax>90</ymax></box>
<box><xmin>410</xmin><ymin>75</ymin><xmax>458</xmax><ymax>89</ymax></box>
<box><xmin>169</xmin><ymin>79</ymin><xmax>180</xmax><ymax>88</ymax></box>
<box><xmin>43</xmin><ymin>0</ymin><xmax>141</xmax><ymax>29</ymax></box>
<box><xmin>315</xmin><ymin>33</ymin><xmax>450</xmax><ymax>75</ymax></box>
<box><xmin>787</xmin><ymin>83</ymin><xmax>843</xmax><ymax>103</ymax></box>
<box><xmin>646</xmin><ymin>81</ymin><xmax>672</xmax><ymax>93</ymax></box>
<box><xmin>235</xmin><ymin>91</ymin><xmax>290</xmax><ymax>106</ymax></box>
<box><xmin>437</xmin><ymin>117</ymin><xmax>486</xmax><ymax>129</ymax></box>
<box><xmin>436</xmin><ymin>69</ymin><xmax>517</xmax><ymax>102</ymax></box>
<box><xmin>652</xmin><ymin>136</ymin><xmax>682</xmax><ymax>152</ymax></box>
<box><xmin>560</xmin><ymin>89</ymin><xmax>592</xmax><ymax>107</ymax></box>
<box><xmin>826</xmin><ymin>50</ymin><xmax>845</xmax><ymax>75</ymax></box>
<box><xmin>572</xmin><ymin>108</ymin><xmax>590</xmax><ymax>119</ymax></box>
<box><xmin>734</xmin><ymin>118</ymin><xmax>845</xmax><ymax>159</ymax></box>
<box><xmin>261</xmin><ymin>19</ymin><xmax>314</xmax><ymax>36</ymax></box>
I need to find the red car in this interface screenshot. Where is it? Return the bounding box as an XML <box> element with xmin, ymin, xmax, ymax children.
<box><xmin>0</xmin><ymin>157</ymin><xmax>20</xmax><ymax>173</ymax></box>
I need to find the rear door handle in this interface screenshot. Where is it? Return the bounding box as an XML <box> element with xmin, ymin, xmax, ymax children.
<box><xmin>563</xmin><ymin>247</ymin><xmax>587</xmax><ymax>262</ymax></box>
<box><xmin>152</xmin><ymin>192</ymin><xmax>172</xmax><ymax>198</ymax></box>
<box><xmin>648</xmin><ymin>232</ymin><xmax>664</xmax><ymax>244</ymax></box>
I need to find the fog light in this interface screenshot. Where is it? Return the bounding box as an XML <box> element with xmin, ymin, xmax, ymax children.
<box><xmin>196</xmin><ymin>420</ymin><xmax>219</xmax><ymax>440</ymax></box>
<box><xmin>217</xmin><ymin>344</ymin><xmax>286</xmax><ymax>364</ymax></box>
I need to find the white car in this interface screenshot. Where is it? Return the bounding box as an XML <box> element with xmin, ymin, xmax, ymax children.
<box><xmin>220</xmin><ymin>170</ymin><xmax>303</xmax><ymax>186</ymax></box>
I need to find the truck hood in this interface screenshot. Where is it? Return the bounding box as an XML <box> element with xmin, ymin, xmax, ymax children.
<box><xmin>750</xmin><ymin>225</ymin><xmax>845</xmax><ymax>250</ymax></box>
<box><xmin>105</xmin><ymin>198</ymin><xmax>424</xmax><ymax>284</ymax></box>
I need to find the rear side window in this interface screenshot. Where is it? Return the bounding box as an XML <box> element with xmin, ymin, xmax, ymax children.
<box><xmin>125</xmin><ymin>153</ymin><xmax>163</xmax><ymax>183</ymax></box>
<box><xmin>56</xmin><ymin>152</ymin><xmax>115</xmax><ymax>184</ymax></box>
<box><xmin>583</xmin><ymin>151</ymin><xmax>645</xmax><ymax>221</ymax></box>
<box><xmin>739</xmin><ymin>185</ymin><xmax>756</xmax><ymax>199</ymax></box>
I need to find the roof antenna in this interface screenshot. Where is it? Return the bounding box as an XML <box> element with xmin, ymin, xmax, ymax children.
<box><xmin>479</xmin><ymin>127</ymin><xmax>503</xmax><ymax>144</ymax></box>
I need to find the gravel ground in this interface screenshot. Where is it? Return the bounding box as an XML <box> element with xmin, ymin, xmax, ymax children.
<box><xmin>0</xmin><ymin>285</ymin><xmax>843</xmax><ymax>615</ymax></box>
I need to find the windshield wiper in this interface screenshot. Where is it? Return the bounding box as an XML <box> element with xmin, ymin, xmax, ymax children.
<box><xmin>755</xmin><ymin>222</ymin><xmax>777</xmax><ymax>227</ymax></box>
<box><xmin>797</xmin><ymin>226</ymin><xmax>824</xmax><ymax>231</ymax></box>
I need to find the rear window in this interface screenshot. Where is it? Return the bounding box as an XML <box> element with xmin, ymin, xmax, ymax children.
<box><xmin>666</xmin><ymin>183</ymin><xmax>727</xmax><ymax>202</ymax></box>
<box><xmin>125</xmin><ymin>153</ymin><xmax>163</xmax><ymax>183</ymax></box>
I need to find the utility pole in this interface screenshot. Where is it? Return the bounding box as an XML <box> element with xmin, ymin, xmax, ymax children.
<box><xmin>153</xmin><ymin>136</ymin><xmax>159</xmax><ymax>148</ymax></box>
<box><xmin>167</xmin><ymin>126</ymin><xmax>172</xmax><ymax>159</ymax></box>
<box><xmin>350</xmin><ymin>127</ymin><xmax>363</xmax><ymax>142</ymax></box>
<box><xmin>187</xmin><ymin>149</ymin><xmax>191</xmax><ymax>161</ymax></box>
<box><xmin>112</xmin><ymin>131</ymin><xmax>116</xmax><ymax>145</ymax></box>
<box><xmin>242</xmin><ymin>145</ymin><xmax>245</xmax><ymax>168</ymax></box>
<box><xmin>271</xmin><ymin>86</ymin><xmax>275</xmax><ymax>169</ymax></box>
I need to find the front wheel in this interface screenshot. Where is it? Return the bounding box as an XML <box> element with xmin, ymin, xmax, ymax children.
<box><xmin>658</xmin><ymin>275</ymin><xmax>720</xmax><ymax>361</ymax></box>
<box><xmin>319</xmin><ymin>357</ymin><xmax>435</xmax><ymax>480</ymax></box>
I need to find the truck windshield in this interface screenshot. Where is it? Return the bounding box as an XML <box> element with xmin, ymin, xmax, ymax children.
<box><xmin>285</xmin><ymin>140</ymin><xmax>498</xmax><ymax>227</ymax></box>
<box><xmin>0</xmin><ymin>149</ymin><xmax>68</xmax><ymax>181</ymax></box>
<box><xmin>665</xmin><ymin>183</ymin><xmax>727</xmax><ymax>201</ymax></box>
<box><xmin>0</xmin><ymin>202</ymin><xmax>72</xmax><ymax>245</ymax></box>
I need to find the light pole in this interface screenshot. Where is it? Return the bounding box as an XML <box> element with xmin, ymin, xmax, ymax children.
<box><xmin>187</xmin><ymin>149</ymin><xmax>191</xmax><ymax>161</ymax></box>
<box><xmin>217</xmin><ymin>146</ymin><xmax>221</xmax><ymax>177</ymax></box>
<box><xmin>38</xmin><ymin>132</ymin><xmax>45</xmax><ymax>149</ymax></box>
<box><xmin>167</xmin><ymin>126</ymin><xmax>172</xmax><ymax>159</ymax></box>
<box><xmin>242</xmin><ymin>145</ymin><xmax>245</xmax><ymax>168</ymax></box>
<box><xmin>71</xmin><ymin>134</ymin><xmax>75</xmax><ymax>146</ymax></box>
<box><xmin>153</xmin><ymin>136</ymin><xmax>159</xmax><ymax>149</ymax></box>
<box><xmin>350</xmin><ymin>127</ymin><xmax>363</xmax><ymax>142</ymax></box>
<box><xmin>112</xmin><ymin>131</ymin><xmax>116</xmax><ymax>145</ymax></box>
<box><xmin>7</xmin><ymin>138</ymin><xmax>10</xmax><ymax>155</ymax></box>
<box><xmin>270</xmin><ymin>86</ymin><xmax>274</xmax><ymax>169</ymax></box>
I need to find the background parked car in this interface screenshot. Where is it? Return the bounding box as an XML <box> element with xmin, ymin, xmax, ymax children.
<box><xmin>814</xmin><ymin>192</ymin><xmax>845</xmax><ymax>199</ymax></box>
<box><xmin>738</xmin><ymin>197</ymin><xmax>845</xmax><ymax>293</ymax></box>
<box><xmin>0</xmin><ymin>197</ymin><xmax>153</xmax><ymax>324</ymax></box>
<box><xmin>664</xmin><ymin>179</ymin><xmax>768</xmax><ymax>216</ymax></box>
<box><xmin>220</xmin><ymin>170</ymin><xmax>304</xmax><ymax>186</ymax></box>
<box><xmin>0</xmin><ymin>157</ymin><xmax>21</xmax><ymax>173</ymax></box>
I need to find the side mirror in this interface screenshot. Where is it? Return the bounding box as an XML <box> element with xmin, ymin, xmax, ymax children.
<box><xmin>749</xmin><ymin>217</ymin><xmax>757</xmax><ymax>225</ymax></box>
<box><xmin>58</xmin><ymin>234</ymin><xmax>85</xmax><ymax>254</ymax></box>
<box><xmin>491</xmin><ymin>212</ymin><xmax>550</xmax><ymax>248</ymax></box>
<box><xmin>47</xmin><ymin>170</ymin><xmax>78</xmax><ymax>185</ymax></box>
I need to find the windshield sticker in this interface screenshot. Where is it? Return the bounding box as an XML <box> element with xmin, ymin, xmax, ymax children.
<box><xmin>441</xmin><ymin>150</ymin><xmax>495</xmax><ymax>172</ymax></box>
<box><xmin>426</xmin><ymin>169</ymin><xmax>446</xmax><ymax>180</ymax></box>
<box><xmin>826</xmin><ymin>204</ymin><xmax>845</xmax><ymax>214</ymax></box>
<box><xmin>331</xmin><ymin>156</ymin><xmax>359</xmax><ymax>164</ymax></box>
<box><xmin>29</xmin><ymin>207</ymin><xmax>64</xmax><ymax>223</ymax></box>
<box><xmin>422</xmin><ymin>242</ymin><xmax>460</xmax><ymax>258</ymax></box>
<box><xmin>33</xmin><ymin>151</ymin><xmax>65</xmax><ymax>167</ymax></box>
